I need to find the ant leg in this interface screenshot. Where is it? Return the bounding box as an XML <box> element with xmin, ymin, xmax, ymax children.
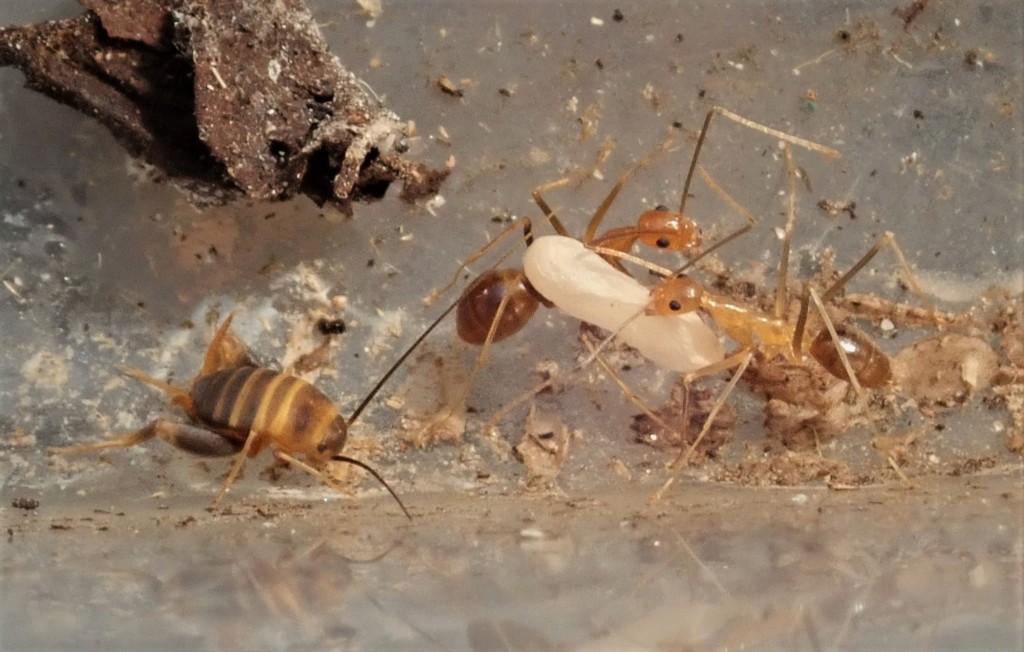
<box><xmin>820</xmin><ymin>231</ymin><xmax>929</xmax><ymax>305</ymax></box>
<box><xmin>580</xmin><ymin>329</ymin><xmax>681</xmax><ymax>439</ymax></box>
<box><xmin>578</xmin><ymin>131</ymin><xmax>677</xmax><ymax>244</ymax></box>
<box><xmin>672</xmin><ymin>165</ymin><xmax>760</xmax><ymax>275</ymax></box>
<box><xmin>678</xmin><ymin>106</ymin><xmax>840</xmax><ymax>222</ymax></box>
<box><xmin>425</xmin><ymin>218</ymin><xmax>535</xmax><ymax>305</ymax></box>
<box><xmin>792</xmin><ymin>286</ymin><xmax>865</xmax><ymax>395</ymax></box>
<box><xmin>211</xmin><ymin>429</ymin><xmax>268</xmax><ymax>509</ymax></box>
<box><xmin>528</xmin><ymin>131</ymin><xmax>676</xmax><ymax>245</ymax></box>
<box><xmin>588</xmin><ymin>246</ymin><xmax>677</xmax><ymax>277</ymax></box>
<box><xmin>649</xmin><ymin>349</ymin><xmax>754</xmax><ymax>504</ymax></box>
<box><xmin>477</xmin><ymin>300</ymin><xmax>679</xmax><ymax>438</ymax></box>
<box><xmin>528</xmin><ymin>137</ymin><xmax>614</xmax><ymax>234</ymax></box>
<box><xmin>422</xmin><ymin>290</ymin><xmax>518</xmax><ymax>438</ymax></box>
<box><xmin>775</xmin><ymin>145</ymin><xmax>799</xmax><ymax>319</ymax></box>
<box><xmin>792</xmin><ymin>231</ymin><xmax>933</xmax><ymax>359</ymax></box>
<box><xmin>530</xmin><ymin>177</ymin><xmax>575</xmax><ymax>237</ymax></box>
<box><xmin>51</xmin><ymin>419</ymin><xmax>241</xmax><ymax>457</ymax></box>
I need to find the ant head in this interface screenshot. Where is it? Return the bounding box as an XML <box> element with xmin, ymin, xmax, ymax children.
<box><xmin>315</xmin><ymin>415</ymin><xmax>349</xmax><ymax>459</ymax></box>
<box><xmin>636</xmin><ymin>209</ymin><xmax>702</xmax><ymax>252</ymax></box>
<box><xmin>646</xmin><ymin>276</ymin><xmax>702</xmax><ymax>316</ymax></box>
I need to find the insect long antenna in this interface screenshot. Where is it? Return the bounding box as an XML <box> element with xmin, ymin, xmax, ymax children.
<box><xmin>334</xmin><ymin>454</ymin><xmax>412</xmax><ymax>520</ymax></box>
<box><xmin>347</xmin><ymin>298</ymin><xmax>461</xmax><ymax>426</ymax></box>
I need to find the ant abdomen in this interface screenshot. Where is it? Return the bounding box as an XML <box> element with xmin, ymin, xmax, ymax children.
<box><xmin>456</xmin><ymin>269</ymin><xmax>540</xmax><ymax>345</ymax></box>
<box><xmin>809</xmin><ymin>326</ymin><xmax>891</xmax><ymax>389</ymax></box>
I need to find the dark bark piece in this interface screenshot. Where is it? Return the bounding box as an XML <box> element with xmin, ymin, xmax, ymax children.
<box><xmin>0</xmin><ymin>0</ymin><xmax>447</xmax><ymax>213</ymax></box>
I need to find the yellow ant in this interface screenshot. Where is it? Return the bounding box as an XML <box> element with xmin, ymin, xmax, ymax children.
<box><xmin>590</xmin><ymin>144</ymin><xmax>929</xmax><ymax>502</ymax></box>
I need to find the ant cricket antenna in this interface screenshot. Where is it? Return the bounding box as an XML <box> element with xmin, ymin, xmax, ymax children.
<box><xmin>332</xmin><ymin>454</ymin><xmax>412</xmax><ymax>520</ymax></box>
<box><xmin>335</xmin><ymin>298</ymin><xmax>462</xmax><ymax>520</ymax></box>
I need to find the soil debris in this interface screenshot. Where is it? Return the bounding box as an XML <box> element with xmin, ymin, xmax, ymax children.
<box><xmin>0</xmin><ymin>0</ymin><xmax>449</xmax><ymax>214</ymax></box>
<box><xmin>892</xmin><ymin>334</ymin><xmax>1000</xmax><ymax>411</ymax></box>
<box><xmin>513</xmin><ymin>405</ymin><xmax>572</xmax><ymax>487</ymax></box>
<box><xmin>11</xmin><ymin>496</ymin><xmax>41</xmax><ymax>510</ymax></box>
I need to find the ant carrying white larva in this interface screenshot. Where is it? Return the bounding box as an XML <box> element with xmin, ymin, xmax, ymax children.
<box><xmin>444</xmin><ymin>109</ymin><xmax>846</xmax><ymax>446</ymax></box>
<box><xmin>420</xmin><ymin>108</ymin><xmax>843</xmax><ymax>438</ymax></box>
<box><xmin>590</xmin><ymin>143</ymin><xmax>931</xmax><ymax>503</ymax></box>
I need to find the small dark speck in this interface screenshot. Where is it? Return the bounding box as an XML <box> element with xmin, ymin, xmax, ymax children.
<box><xmin>498</xmin><ymin>87</ymin><xmax>512</xmax><ymax>97</ymax></box>
<box><xmin>934</xmin><ymin>423</ymin><xmax>946</xmax><ymax>431</ymax></box>
<box><xmin>671</xmin><ymin>120</ymin><xmax>683</xmax><ymax>129</ymax></box>
<box><xmin>11</xmin><ymin>497</ymin><xmax>40</xmax><ymax>510</ymax></box>
<box><xmin>612</xmin><ymin>8</ymin><xmax>625</xmax><ymax>22</ymax></box>
<box><xmin>837</xmin><ymin>29</ymin><xmax>851</xmax><ymax>41</ymax></box>
<box><xmin>675</xmin><ymin>33</ymin><xmax>684</xmax><ymax>43</ymax></box>
<box><xmin>869</xmin><ymin>169</ymin><xmax>878</xmax><ymax>177</ymax></box>
<box><xmin>136</xmin><ymin>301</ymin><xmax>146</xmax><ymax>308</ymax></box>
<box><xmin>697</xmin><ymin>88</ymin><xmax>706</xmax><ymax>98</ymax></box>
<box><xmin>367</xmin><ymin>259</ymin><xmax>375</xmax><ymax>267</ymax></box>
<box><xmin>913</xmin><ymin>109</ymin><xmax>924</xmax><ymax>119</ymax></box>
<box><xmin>595</xmin><ymin>59</ymin><xmax>604</xmax><ymax>70</ymax></box>
<box><xmin>317</xmin><ymin>318</ymin><xmax>346</xmax><ymax>336</ymax></box>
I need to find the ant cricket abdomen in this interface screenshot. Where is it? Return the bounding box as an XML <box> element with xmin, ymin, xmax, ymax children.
<box><xmin>455</xmin><ymin>269</ymin><xmax>541</xmax><ymax>345</ymax></box>
<box><xmin>808</xmin><ymin>326</ymin><xmax>892</xmax><ymax>389</ymax></box>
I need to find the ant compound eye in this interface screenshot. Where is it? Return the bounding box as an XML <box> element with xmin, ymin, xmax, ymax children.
<box><xmin>655</xmin><ymin>204</ymin><xmax>669</xmax><ymax>212</ymax></box>
<box><xmin>668</xmin><ymin>300</ymin><xmax>682</xmax><ymax>311</ymax></box>
<box><xmin>656</xmin><ymin>236</ymin><xmax>671</xmax><ymax>248</ymax></box>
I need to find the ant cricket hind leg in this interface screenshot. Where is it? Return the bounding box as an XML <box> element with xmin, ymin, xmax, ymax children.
<box><xmin>52</xmin><ymin>419</ymin><xmax>242</xmax><ymax>458</ymax></box>
<box><xmin>51</xmin><ymin>420</ymin><xmax>243</xmax><ymax>494</ymax></box>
